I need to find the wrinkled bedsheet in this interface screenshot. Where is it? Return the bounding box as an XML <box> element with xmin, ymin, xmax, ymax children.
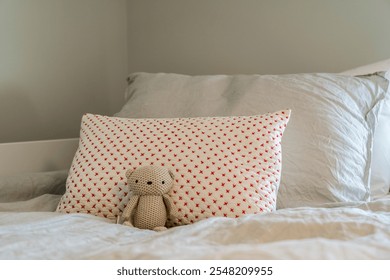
<box><xmin>1</xmin><ymin>195</ymin><xmax>389</xmax><ymax>260</ymax></box>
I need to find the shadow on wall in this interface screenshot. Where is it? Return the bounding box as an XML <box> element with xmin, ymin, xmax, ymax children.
<box><xmin>0</xmin><ymin>86</ymin><xmax>39</xmax><ymax>143</ymax></box>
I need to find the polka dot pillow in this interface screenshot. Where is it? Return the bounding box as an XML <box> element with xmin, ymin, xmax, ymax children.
<box><xmin>56</xmin><ymin>110</ymin><xmax>290</xmax><ymax>226</ymax></box>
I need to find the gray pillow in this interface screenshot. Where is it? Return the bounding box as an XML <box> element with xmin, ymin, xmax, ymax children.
<box><xmin>341</xmin><ymin>70</ymin><xmax>390</xmax><ymax>198</ymax></box>
<box><xmin>0</xmin><ymin>170</ymin><xmax>67</xmax><ymax>203</ymax></box>
<box><xmin>115</xmin><ymin>72</ymin><xmax>389</xmax><ymax>209</ymax></box>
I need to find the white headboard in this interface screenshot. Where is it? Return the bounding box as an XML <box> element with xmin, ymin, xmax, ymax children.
<box><xmin>0</xmin><ymin>138</ymin><xmax>79</xmax><ymax>177</ymax></box>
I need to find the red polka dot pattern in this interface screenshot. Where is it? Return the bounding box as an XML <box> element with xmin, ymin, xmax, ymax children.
<box><xmin>56</xmin><ymin>110</ymin><xmax>290</xmax><ymax>225</ymax></box>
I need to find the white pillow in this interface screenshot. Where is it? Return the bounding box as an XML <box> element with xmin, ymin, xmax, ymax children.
<box><xmin>371</xmin><ymin>95</ymin><xmax>390</xmax><ymax>198</ymax></box>
<box><xmin>342</xmin><ymin>60</ymin><xmax>390</xmax><ymax>198</ymax></box>
<box><xmin>341</xmin><ymin>58</ymin><xmax>390</xmax><ymax>76</ymax></box>
<box><xmin>115</xmin><ymin>72</ymin><xmax>389</xmax><ymax>208</ymax></box>
<box><xmin>57</xmin><ymin>111</ymin><xmax>290</xmax><ymax>225</ymax></box>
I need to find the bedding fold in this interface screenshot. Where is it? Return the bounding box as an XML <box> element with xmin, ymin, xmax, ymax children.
<box><xmin>1</xmin><ymin>196</ymin><xmax>389</xmax><ymax>259</ymax></box>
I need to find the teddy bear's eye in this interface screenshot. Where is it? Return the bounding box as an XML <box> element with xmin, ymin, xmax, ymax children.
<box><xmin>135</xmin><ymin>180</ymin><xmax>138</xmax><ymax>183</ymax></box>
<box><xmin>162</xmin><ymin>181</ymin><xmax>165</xmax><ymax>184</ymax></box>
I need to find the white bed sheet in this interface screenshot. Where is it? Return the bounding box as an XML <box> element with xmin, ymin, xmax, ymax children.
<box><xmin>1</xmin><ymin>196</ymin><xmax>389</xmax><ymax>260</ymax></box>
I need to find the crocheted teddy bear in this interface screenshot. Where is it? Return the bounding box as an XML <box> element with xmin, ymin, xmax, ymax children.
<box><xmin>117</xmin><ymin>165</ymin><xmax>175</xmax><ymax>231</ymax></box>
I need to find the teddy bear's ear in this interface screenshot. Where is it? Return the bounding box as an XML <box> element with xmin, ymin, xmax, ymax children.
<box><xmin>125</xmin><ymin>169</ymin><xmax>134</xmax><ymax>179</ymax></box>
<box><xmin>168</xmin><ymin>170</ymin><xmax>174</xmax><ymax>180</ymax></box>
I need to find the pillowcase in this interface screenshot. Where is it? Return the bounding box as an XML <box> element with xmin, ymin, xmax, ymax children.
<box><xmin>115</xmin><ymin>72</ymin><xmax>389</xmax><ymax>208</ymax></box>
<box><xmin>56</xmin><ymin>110</ymin><xmax>290</xmax><ymax>225</ymax></box>
<box><xmin>341</xmin><ymin>69</ymin><xmax>390</xmax><ymax>198</ymax></box>
<box><xmin>370</xmin><ymin>93</ymin><xmax>390</xmax><ymax>198</ymax></box>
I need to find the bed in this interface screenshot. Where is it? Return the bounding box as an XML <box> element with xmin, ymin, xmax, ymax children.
<box><xmin>1</xmin><ymin>60</ymin><xmax>390</xmax><ymax>260</ymax></box>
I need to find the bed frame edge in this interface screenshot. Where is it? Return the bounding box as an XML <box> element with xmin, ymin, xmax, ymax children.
<box><xmin>0</xmin><ymin>138</ymin><xmax>79</xmax><ymax>177</ymax></box>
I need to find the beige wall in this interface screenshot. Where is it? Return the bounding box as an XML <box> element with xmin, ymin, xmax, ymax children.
<box><xmin>127</xmin><ymin>0</ymin><xmax>390</xmax><ymax>75</ymax></box>
<box><xmin>1</xmin><ymin>0</ymin><xmax>390</xmax><ymax>143</ymax></box>
<box><xmin>0</xmin><ymin>0</ymin><xmax>127</xmax><ymax>143</ymax></box>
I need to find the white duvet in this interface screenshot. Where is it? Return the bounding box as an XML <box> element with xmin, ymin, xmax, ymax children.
<box><xmin>1</xmin><ymin>195</ymin><xmax>390</xmax><ymax>260</ymax></box>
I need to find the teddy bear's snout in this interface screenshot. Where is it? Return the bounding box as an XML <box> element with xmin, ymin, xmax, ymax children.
<box><xmin>147</xmin><ymin>181</ymin><xmax>153</xmax><ymax>185</ymax></box>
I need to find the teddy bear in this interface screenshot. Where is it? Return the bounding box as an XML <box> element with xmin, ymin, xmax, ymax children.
<box><xmin>117</xmin><ymin>165</ymin><xmax>175</xmax><ymax>231</ymax></box>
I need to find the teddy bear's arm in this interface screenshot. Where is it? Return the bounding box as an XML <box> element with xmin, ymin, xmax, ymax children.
<box><xmin>119</xmin><ymin>195</ymin><xmax>139</xmax><ymax>226</ymax></box>
<box><xmin>163</xmin><ymin>194</ymin><xmax>175</xmax><ymax>218</ymax></box>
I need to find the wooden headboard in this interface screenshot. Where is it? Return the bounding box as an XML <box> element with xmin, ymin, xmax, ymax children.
<box><xmin>0</xmin><ymin>138</ymin><xmax>79</xmax><ymax>177</ymax></box>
